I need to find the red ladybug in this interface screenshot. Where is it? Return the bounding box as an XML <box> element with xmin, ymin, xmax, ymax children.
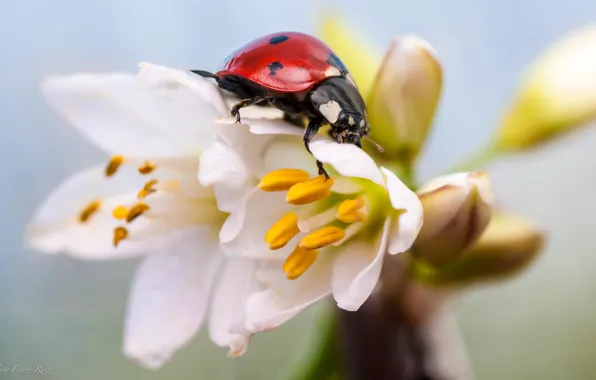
<box><xmin>193</xmin><ymin>32</ymin><xmax>379</xmax><ymax>178</ymax></box>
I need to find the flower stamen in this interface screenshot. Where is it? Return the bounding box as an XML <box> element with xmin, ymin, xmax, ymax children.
<box><xmin>138</xmin><ymin>161</ymin><xmax>156</xmax><ymax>175</ymax></box>
<box><xmin>105</xmin><ymin>155</ymin><xmax>124</xmax><ymax>177</ymax></box>
<box><xmin>138</xmin><ymin>179</ymin><xmax>158</xmax><ymax>199</ymax></box>
<box><xmin>337</xmin><ymin>197</ymin><xmax>367</xmax><ymax>223</ymax></box>
<box><xmin>78</xmin><ymin>200</ymin><xmax>100</xmax><ymax>223</ymax></box>
<box><xmin>126</xmin><ymin>203</ymin><xmax>150</xmax><ymax>223</ymax></box>
<box><xmin>282</xmin><ymin>245</ymin><xmax>319</xmax><ymax>280</ymax></box>
<box><xmin>297</xmin><ymin>207</ymin><xmax>338</xmax><ymax>232</ymax></box>
<box><xmin>286</xmin><ymin>175</ymin><xmax>334</xmax><ymax>205</ymax></box>
<box><xmin>259</xmin><ymin>169</ymin><xmax>311</xmax><ymax>192</ymax></box>
<box><xmin>332</xmin><ymin>222</ymin><xmax>364</xmax><ymax>247</ymax></box>
<box><xmin>113</xmin><ymin>226</ymin><xmax>129</xmax><ymax>247</ymax></box>
<box><xmin>112</xmin><ymin>205</ymin><xmax>129</xmax><ymax>220</ymax></box>
<box><xmin>265</xmin><ymin>212</ymin><xmax>300</xmax><ymax>250</ymax></box>
<box><xmin>300</xmin><ymin>226</ymin><xmax>345</xmax><ymax>249</ymax></box>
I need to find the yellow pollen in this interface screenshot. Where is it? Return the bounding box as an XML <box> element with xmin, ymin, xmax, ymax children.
<box><xmin>112</xmin><ymin>205</ymin><xmax>129</xmax><ymax>220</ymax></box>
<box><xmin>337</xmin><ymin>197</ymin><xmax>367</xmax><ymax>223</ymax></box>
<box><xmin>138</xmin><ymin>161</ymin><xmax>156</xmax><ymax>175</ymax></box>
<box><xmin>286</xmin><ymin>175</ymin><xmax>334</xmax><ymax>205</ymax></box>
<box><xmin>161</xmin><ymin>179</ymin><xmax>180</xmax><ymax>191</ymax></box>
<box><xmin>78</xmin><ymin>200</ymin><xmax>100</xmax><ymax>223</ymax></box>
<box><xmin>105</xmin><ymin>155</ymin><xmax>124</xmax><ymax>177</ymax></box>
<box><xmin>113</xmin><ymin>226</ymin><xmax>129</xmax><ymax>247</ymax></box>
<box><xmin>258</xmin><ymin>169</ymin><xmax>311</xmax><ymax>192</ymax></box>
<box><xmin>300</xmin><ymin>226</ymin><xmax>345</xmax><ymax>249</ymax></box>
<box><xmin>282</xmin><ymin>245</ymin><xmax>319</xmax><ymax>280</ymax></box>
<box><xmin>138</xmin><ymin>179</ymin><xmax>158</xmax><ymax>199</ymax></box>
<box><xmin>126</xmin><ymin>203</ymin><xmax>150</xmax><ymax>223</ymax></box>
<box><xmin>264</xmin><ymin>213</ymin><xmax>300</xmax><ymax>250</ymax></box>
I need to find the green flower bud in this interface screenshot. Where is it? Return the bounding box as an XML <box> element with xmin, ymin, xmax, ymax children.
<box><xmin>495</xmin><ymin>25</ymin><xmax>596</xmax><ymax>151</ymax></box>
<box><xmin>412</xmin><ymin>213</ymin><xmax>545</xmax><ymax>287</ymax></box>
<box><xmin>368</xmin><ymin>36</ymin><xmax>443</xmax><ymax>165</ymax></box>
<box><xmin>412</xmin><ymin>171</ymin><xmax>493</xmax><ymax>267</ymax></box>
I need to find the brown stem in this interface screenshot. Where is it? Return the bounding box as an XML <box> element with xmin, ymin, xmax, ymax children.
<box><xmin>338</xmin><ymin>256</ymin><xmax>473</xmax><ymax>380</ymax></box>
<box><xmin>339</xmin><ymin>297</ymin><xmax>438</xmax><ymax>380</ymax></box>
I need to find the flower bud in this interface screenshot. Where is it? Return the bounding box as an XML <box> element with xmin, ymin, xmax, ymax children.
<box><xmin>367</xmin><ymin>36</ymin><xmax>443</xmax><ymax>165</ymax></box>
<box><xmin>495</xmin><ymin>25</ymin><xmax>596</xmax><ymax>151</ymax></box>
<box><xmin>424</xmin><ymin>213</ymin><xmax>545</xmax><ymax>286</ymax></box>
<box><xmin>411</xmin><ymin>171</ymin><xmax>493</xmax><ymax>266</ymax></box>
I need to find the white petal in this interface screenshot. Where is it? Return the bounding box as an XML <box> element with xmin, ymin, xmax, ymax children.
<box><xmin>41</xmin><ymin>69</ymin><xmax>216</xmax><ymax>157</ymax></box>
<box><xmin>123</xmin><ymin>227</ymin><xmax>222</xmax><ymax>369</ymax></box>
<box><xmin>138</xmin><ymin>62</ymin><xmax>228</xmax><ymax>117</ymax></box>
<box><xmin>245</xmin><ymin>256</ymin><xmax>332</xmax><ymax>332</ymax></box>
<box><xmin>212</xmin><ymin>119</ymin><xmax>316</xmax><ymax>180</ymax></box>
<box><xmin>332</xmin><ymin>218</ymin><xmax>390</xmax><ymax>311</ymax></box>
<box><xmin>418</xmin><ymin>172</ymin><xmax>471</xmax><ymax>194</ymax></box>
<box><xmin>219</xmin><ymin>200</ymin><xmax>248</xmax><ymax>244</ymax></box>
<box><xmin>198</xmin><ymin>140</ymin><xmax>253</xmax><ymax>212</ymax></box>
<box><xmin>220</xmin><ymin>191</ymin><xmax>294</xmax><ymax>259</ymax></box>
<box><xmin>208</xmin><ymin>258</ymin><xmax>257</xmax><ymax>357</ymax></box>
<box><xmin>309</xmin><ymin>140</ymin><xmax>384</xmax><ymax>185</ymax></box>
<box><xmin>419</xmin><ymin>171</ymin><xmax>494</xmax><ymax>204</ymax></box>
<box><xmin>261</xmin><ymin>139</ymin><xmax>318</xmax><ymax>175</ymax></box>
<box><xmin>213</xmin><ymin>120</ymin><xmax>276</xmax><ymax>177</ymax></box>
<box><xmin>381</xmin><ymin>167</ymin><xmax>424</xmax><ymax>254</ymax></box>
<box><xmin>248</xmin><ymin>118</ymin><xmax>306</xmax><ymax>136</ymax></box>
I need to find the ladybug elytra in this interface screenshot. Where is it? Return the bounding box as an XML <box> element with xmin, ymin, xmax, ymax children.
<box><xmin>193</xmin><ymin>32</ymin><xmax>380</xmax><ymax>178</ymax></box>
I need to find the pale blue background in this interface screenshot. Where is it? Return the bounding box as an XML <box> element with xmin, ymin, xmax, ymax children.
<box><xmin>3</xmin><ymin>0</ymin><xmax>596</xmax><ymax>379</ymax></box>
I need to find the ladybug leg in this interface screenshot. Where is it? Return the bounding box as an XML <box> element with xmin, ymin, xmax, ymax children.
<box><xmin>303</xmin><ymin>117</ymin><xmax>330</xmax><ymax>179</ymax></box>
<box><xmin>231</xmin><ymin>96</ymin><xmax>275</xmax><ymax>124</ymax></box>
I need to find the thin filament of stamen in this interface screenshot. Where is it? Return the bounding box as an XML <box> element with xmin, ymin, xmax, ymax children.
<box><xmin>297</xmin><ymin>207</ymin><xmax>338</xmax><ymax>232</ymax></box>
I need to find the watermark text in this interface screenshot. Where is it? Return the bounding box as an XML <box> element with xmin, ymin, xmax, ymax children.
<box><xmin>0</xmin><ymin>365</ymin><xmax>52</xmax><ymax>376</ymax></box>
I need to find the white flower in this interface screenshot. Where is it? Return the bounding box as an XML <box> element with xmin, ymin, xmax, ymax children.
<box><xmin>199</xmin><ymin>118</ymin><xmax>424</xmax><ymax>331</ymax></box>
<box><xmin>26</xmin><ymin>63</ymin><xmax>261</xmax><ymax>367</ymax></box>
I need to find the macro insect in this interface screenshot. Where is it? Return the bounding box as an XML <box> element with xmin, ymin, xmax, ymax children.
<box><xmin>193</xmin><ymin>31</ymin><xmax>381</xmax><ymax>178</ymax></box>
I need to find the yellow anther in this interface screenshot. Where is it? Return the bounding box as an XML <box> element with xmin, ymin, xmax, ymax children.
<box><xmin>137</xmin><ymin>179</ymin><xmax>158</xmax><ymax>199</ymax></box>
<box><xmin>112</xmin><ymin>205</ymin><xmax>129</xmax><ymax>220</ymax></box>
<box><xmin>300</xmin><ymin>226</ymin><xmax>345</xmax><ymax>249</ymax></box>
<box><xmin>264</xmin><ymin>213</ymin><xmax>300</xmax><ymax>250</ymax></box>
<box><xmin>338</xmin><ymin>211</ymin><xmax>366</xmax><ymax>224</ymax></box>
<box><xmin>337</xmin><ymin>197</ymin><xmax>367</xmax><ymax>223</ymax></box>
<box><xmin>282</xmin><ymin>245</ymin><xmax>319</xmax><ymax>280</ymax></box>
<box><xmin>138</xmin><ymin>161</ymin><xmax>156</xmax><ymax>175</ymax></box>
<box><xmin>258</xmin><ymin>169</ymin><xmax>311</xmax><ymax>192</ymax></box>
<box><xmin>78</xmin><ymin>200</ymin><xmax>100</xmax><ymax>223</ymax></box>
<box><xmin>105</xmin><ymin>155</ymin><xmax>124</xmax><ymax>177</ymax></box>
<box><xmin>113</xmin><ymin>226</ymin><xmax>129</xmax><ymax>247</ymax></box>
<box><xmin>126</xmin><ymin>203</ymin><xmax>150</xmax><ymax>223</ymax></box>
<box><xmin>286</xmin><ymin>175</ymin><xmax>334</xmax><ymax>205</ymax></box>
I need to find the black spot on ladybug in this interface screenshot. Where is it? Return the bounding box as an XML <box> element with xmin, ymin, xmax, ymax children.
<box><xmin>269</xmin><ymin>35</ymin><xmax>289</xmax><ymax>44</ymax></box>
<box><xmin>268</xmin><ymin>61</ymin><xmax>284</xmax><ymax>76</ymax></box>
<box><xmin>327</xmin><ymin>54</ymin><xmax>349</xmax><ymax>74</ymax></box>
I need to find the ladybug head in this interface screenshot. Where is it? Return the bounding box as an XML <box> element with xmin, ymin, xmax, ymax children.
<box><xmin>309</xmin><ymin>77</ymin><xmax>371</xmax><ymax>147</ymax></box>
<box><xmin>335</xmin><ymin>112</ymin><xmax>369</xmax><ymax>147</ymax></box>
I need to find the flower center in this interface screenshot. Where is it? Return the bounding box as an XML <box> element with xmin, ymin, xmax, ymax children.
<box><xmin>259</xmin><ymin>169</ymin><xmax>369</xmax><ymax>280</ymax></box>
<box><xmin>77</xmin><ymin>155</ymin><xmax>206</xmax><ymax>248</ymax></box>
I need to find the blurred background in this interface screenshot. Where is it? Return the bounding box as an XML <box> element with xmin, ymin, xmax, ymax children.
<box><xmin>2</xmin><ymin>0</ymin><xmax>596</xmax><ymax>379</ymax></box>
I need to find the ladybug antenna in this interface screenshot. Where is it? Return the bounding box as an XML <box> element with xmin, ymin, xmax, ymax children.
<box><xmin>191</xmin><ymin>70</ymin><xmax>219</xmax><ymax>83</ymax></box>
<box><xmin>364</xmin><ymin>136</ymin><xmax>384</xmax><ymax>153</ymax></box>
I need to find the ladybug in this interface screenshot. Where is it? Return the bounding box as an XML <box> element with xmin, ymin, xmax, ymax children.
<box><xmin>192</xmin><ymin>31</ymin><xmax>381</xmax><ymax>178</ymax></box>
